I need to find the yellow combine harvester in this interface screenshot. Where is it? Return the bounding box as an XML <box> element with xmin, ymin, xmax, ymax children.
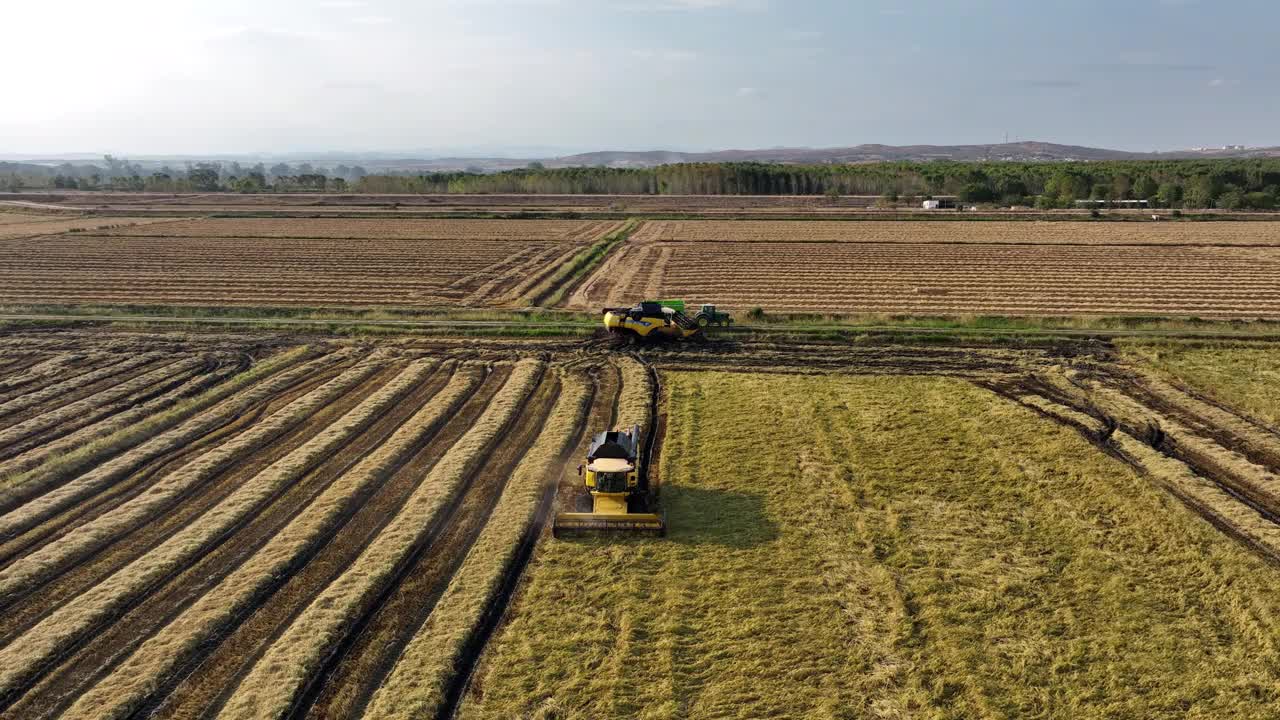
<box><xmin>602</xmin><ymin>300</ymin><xmax>731</xmax><ymax>341</ymax></box>
<box><xmin>552</xmin><ymin>425</ymin><xmax>665</xmax><ymax>537</ymax></box>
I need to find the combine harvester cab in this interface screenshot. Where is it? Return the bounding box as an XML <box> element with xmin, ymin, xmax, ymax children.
<box><xmin>553</xmin><ymin>425</ymin><xmax>665</xmax><ymax>537</ymax></box>
<box><xmin>602</xmin><ymin>300</ymin><xmax>731</xmax><ymax>341</ymax></box>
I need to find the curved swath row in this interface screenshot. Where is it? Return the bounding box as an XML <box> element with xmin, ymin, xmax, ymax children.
<box><xmin>0</xmin><ymin>344</ymin><xmax>617</xmax><ymax>720</ymax></box>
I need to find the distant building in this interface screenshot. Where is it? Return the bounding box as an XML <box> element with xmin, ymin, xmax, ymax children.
<box><xmin>922</xmin><ymin>197</ymin><xmax>958</xmax><ymax>210</ymax></box>
<box><xmin>1074</xmin><ymin>199</ymin><xmax>1150</xmax><ymax>208</ymax></box>
<box><xmin>922</xmin><ymin>200</ymin><xmax>941</xmax><ymax>209</ymax></box>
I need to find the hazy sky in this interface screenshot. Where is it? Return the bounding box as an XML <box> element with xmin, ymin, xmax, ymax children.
<box><xmin>7</xmin><ymin>0</ymin><xmax>1277</xmax><ymax>155</ymax></box>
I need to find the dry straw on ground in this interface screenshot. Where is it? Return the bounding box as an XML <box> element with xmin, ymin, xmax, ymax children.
<box><xmin>364</xmin><ymin>371</ymin><xmax>590</xmax><ymax>718</ymax></box>
<box><xmin>62</xmin><ymin>362</ymin><xmax>495</xmax><ymax>719</ymax></box>
<box><xmin>0</xmin><ymin>359</ymin><xmax>433</xmax><ymax>699</ymax></box>
<box><xmin>216</xmin><ymin>359</ymin><xmax>543</xmax><ymax>720</ymax></box>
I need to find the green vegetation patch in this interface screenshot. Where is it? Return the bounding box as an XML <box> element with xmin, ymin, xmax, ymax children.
<box><xmin>466</xmin><ymin>372</ymin><xmax>1280</xmax><ymax>719</ymax></box>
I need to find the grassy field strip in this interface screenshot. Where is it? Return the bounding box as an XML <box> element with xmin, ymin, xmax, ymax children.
<box><xmin>466</xmin><ymin>372</ymin><xmax>1280</xmax><ymax>718</ymax></box>
<box><xmin>0</xmin><ymin>360</ymin><xmax>239</xmax><ymax>480</ymax></box>
<box><xmin>613</xmin><ymin>355</ymin><xmax>652</xmax><ymax>430</ymax></box>
<box><xmin>0</xmin><ymin>351</ymin><xmax>358</xmax><ymax>544</ymax></box>
<box><xmin>0</xmin><ymin>355</ymin><xmax>396</xmax><ymax>597</ymax></box>
<box><xmin>364</xmin><ymin>371</ymin><xmax>590</xmax><ymax>718</ymax></box>
<box><xmin>0</xmin><ymin>358</ymin><xmax>433</xmax><ymax>701</ymax></box>
<box><xmin>0</xmin><ymin>347</ymin><xmax>329</xmax><ymax>515</ymax></box>
<box><xmin>62</xmin><ymin>362</ymin><xmax>492</xmax><ymax>719</ymax></box>
<box><xmin>0</xmin><ymin>353</ymin><xmax>160</xmax><ymax>423</ymax></box>
<box><xmin>0</xmin><ymin>357</ymin><xmax>204</xmax><ymax>453</ymax></box>
<box><xmin>216</xmin><ymin>359</ymin><xmax>543</xmax><ymax>720</ymax></box>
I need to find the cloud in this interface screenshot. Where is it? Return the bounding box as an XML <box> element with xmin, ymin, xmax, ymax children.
<box><xmin>630</xmin><ymin>49</ymin><xmax>698</xmax><ymax>62</ymax></box>
<box><xmin>1026</xmin><ymin>79</ymin><xmax>1081</xmax><ymax>88</ymax></box>
<box><xmin>1083</xmin><ymin>62</ymin><xmax>1214</xmax><ymax>72</ymax></box>
<box><xmin>352</xmin><ymin>15</ymin><xmax>393</xmax><ymax>24</ymax></box>
<box><xmin>736</xmin><ymin>86</ymin><xmax>760</xmax><ymax>98</ymax></box>
<box><xmin>319</xmin><ymin>0</ymin><xmax>366</xmax><ymax>7</ymax></box>
<box><xmin>619</xmin><ymin>0</ymin><xmax>767</xmax><ymax>10</ymax></box>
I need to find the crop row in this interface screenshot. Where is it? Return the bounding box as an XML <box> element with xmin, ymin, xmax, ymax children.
<box><xmin>97</xmin><ymin>218</ymin><xmax>619</xmax><ymax>241</ymax></box>
<box><xmin>634</xmin><ymin>220</ymin><xmax>1280</xmax><ymax>246</ymax></box>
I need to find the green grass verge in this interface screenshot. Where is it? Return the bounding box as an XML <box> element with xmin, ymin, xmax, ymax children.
<box><xmin>464</xmin><ymin>372</ymin><xmax>1280</xmax><ymax>719</ymax></box>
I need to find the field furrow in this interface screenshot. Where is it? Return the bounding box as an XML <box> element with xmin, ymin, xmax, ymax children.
<box><xmin>365</xmin><ymin>369</ymin><xmax>594</xmax><ymax>718</ymax></box>
<box><xmin>0</xmin><ymin>358</ymin><xmax>433</xmax><ymax>708</ymax></box>
<box><xmin>149</xmin><ymin>363</ymin><xmax>509</xmax><ymax>720</ymax></box>
<box><xmin>215</xmin><ymin>359</ymin><xmax>543</xmax><ymax>720</ymax></box>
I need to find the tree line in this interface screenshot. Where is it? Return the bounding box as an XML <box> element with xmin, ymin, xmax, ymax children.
<box><xmin>5</xmin><ymin>157</ymin><xmax>1280</xmax><ymax>209</ymax></box>
<box><xmin>351</xmin><ymin>159</ymin><xmax>1280</xmax><ymax>209</ymax></box>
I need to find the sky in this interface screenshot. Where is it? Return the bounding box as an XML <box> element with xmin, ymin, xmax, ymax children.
<box><xmin>5</xmin><ymin>0</ymin><xmax>1278</xmax><ymax>156</ymax></box>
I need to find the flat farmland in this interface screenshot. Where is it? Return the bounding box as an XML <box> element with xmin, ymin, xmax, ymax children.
<box><xmin>574</xmin><ymin>220</ymin><xmax>1280</xmax><ymax>318</ymax></box>
<box><xmin>0</xmin><ymin>330</ymin><xmax>616</xmax><ymax>719</ymax></box>
<box><xmin>464</xmin><ymin>369</ymin><xmax>1280</xmax><ymax>719</ymax></box>
<box><xmin>0</xmin><ymin>218</ymin><xmax>623</xmax><ymax>308</ymax></box>
<box><xmin>4</xmin><ymin>328</ymin><xmax>1280</xmax><ymax>717</ymax></box>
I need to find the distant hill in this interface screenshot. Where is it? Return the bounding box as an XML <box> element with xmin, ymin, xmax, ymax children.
<box><xmin>6</xmin><ymin>142</ymin><xmax>1280</xmax><ymax>176</ymax></box>
<box><xmin>546</xmin><ymin>142</ymin><xmax>1280</xmax><ymax>168</ymax></box>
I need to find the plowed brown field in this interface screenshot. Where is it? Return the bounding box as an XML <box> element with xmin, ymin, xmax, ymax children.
<box><xmin>0</xmin><ymin>218</ymin><xmax>621</xmax><ymax>308</ymax></box>
<box><xmin>572</xmin><ymin>220</ymin><xmax>1280</xmax><ymax>318</ymax></box>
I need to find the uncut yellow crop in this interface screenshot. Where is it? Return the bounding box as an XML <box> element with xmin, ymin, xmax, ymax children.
<box><xmin>465</xmin><ymin>371</ymin><xmax>1280</xmax><ymax>719</ymax></box>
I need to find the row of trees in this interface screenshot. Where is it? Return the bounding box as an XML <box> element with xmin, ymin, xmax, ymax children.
<box><xmin>8</xmin><ymin>156</ymin><xmax>1280</xmax><ymax>209</ymax></box>
<box><xmin>348</xmin><ymin>159</ymin><xmax>1280</xmax><ymax>209</ymax></box>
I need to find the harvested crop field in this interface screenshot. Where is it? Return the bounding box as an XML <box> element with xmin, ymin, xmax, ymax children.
<box><xmin>0</xmin><ymin>330</ymin><xmax>602</xmax><ymax>719</ymax></box>
<box><xmin>3</xmin><ymin>327</ymin><xmax>1280</xmax><ymax>718</ymax></box>
<box><xmin>0</xmin><ymin>212</ymin><xmax>171</xmax><ymax>240</ymax></box>
<box><xmin>633</xmin><ymin>219</ymin><xmax>1280</xmax><ymax>245</ymax></box>
<box><xmin>0</xmin><ymin>218</ymin><xmax>624</xmax><ymax>308</ymax></box>
<box><xmin>573</xmin><ymin>220</ymin><xmax>1280</xmax><ymax>318</ymax></box>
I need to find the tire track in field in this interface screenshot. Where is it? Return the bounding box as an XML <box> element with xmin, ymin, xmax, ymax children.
<box><xmin>0</xmin><ymin>355</ymin><xmax>347</xmax><ymax>574</ymax></box>
<box><xmin>1</xmin><ymin>362</ymin><xmax>456</xmax><ymax>719</ymax></box>
<box><xmin>298</xmin><ymin>369</ymin><xmax>561</xmax><ymax>719</ymax></box>
<box><xmin>0</xmin><ymin>358</ymin><xmax>380</xmax><ymax>643</ymax></box>
<box><xmin>149</xmin><ymin>364</ymin><xmax>509</xmax><ymax>720</ymax></box>
<box><xmin>0</xmin><ymin>356</ymin><xmax>247</xmax><ymax>482</ymax></box>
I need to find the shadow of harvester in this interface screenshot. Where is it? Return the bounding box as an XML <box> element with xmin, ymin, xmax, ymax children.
<box><xmin>661</xmin><ymin>486</ymin><xmax>778</xmax><ymax>549</ymax></box>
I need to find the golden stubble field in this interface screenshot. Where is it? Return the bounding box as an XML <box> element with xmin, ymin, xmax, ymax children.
<box><xmin>572</xmin><ymin>219</ymin><xmax>1280</xmax><ymax>318</ymax></box>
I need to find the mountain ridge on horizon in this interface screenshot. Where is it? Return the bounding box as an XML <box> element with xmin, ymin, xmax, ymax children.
<box><xmin>4</xmin><ymin>140</ymin><xmax>1278</xmax><ymax>174</ymax></box>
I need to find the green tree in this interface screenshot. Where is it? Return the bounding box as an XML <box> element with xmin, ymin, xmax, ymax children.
<box><xmin>1157</xmin><ymin>182</ymin><xmax>1183</xmax><ymax>208</ymax></box>
<box><xmin>1133</xmin><ymin>175</ymin><xmax>1159</xmax><ymax>200</ymax></box>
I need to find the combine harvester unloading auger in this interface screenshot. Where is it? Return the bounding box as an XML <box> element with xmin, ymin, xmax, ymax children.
<box><xmin>602</xmin><ymin>300</ymin><xmax>732</xmax><ymax>341</ymax></box>
<box><xmin>552</xmin><ymin>425</ymin><xmax>665</xmax><ymax>537</ymax></box>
